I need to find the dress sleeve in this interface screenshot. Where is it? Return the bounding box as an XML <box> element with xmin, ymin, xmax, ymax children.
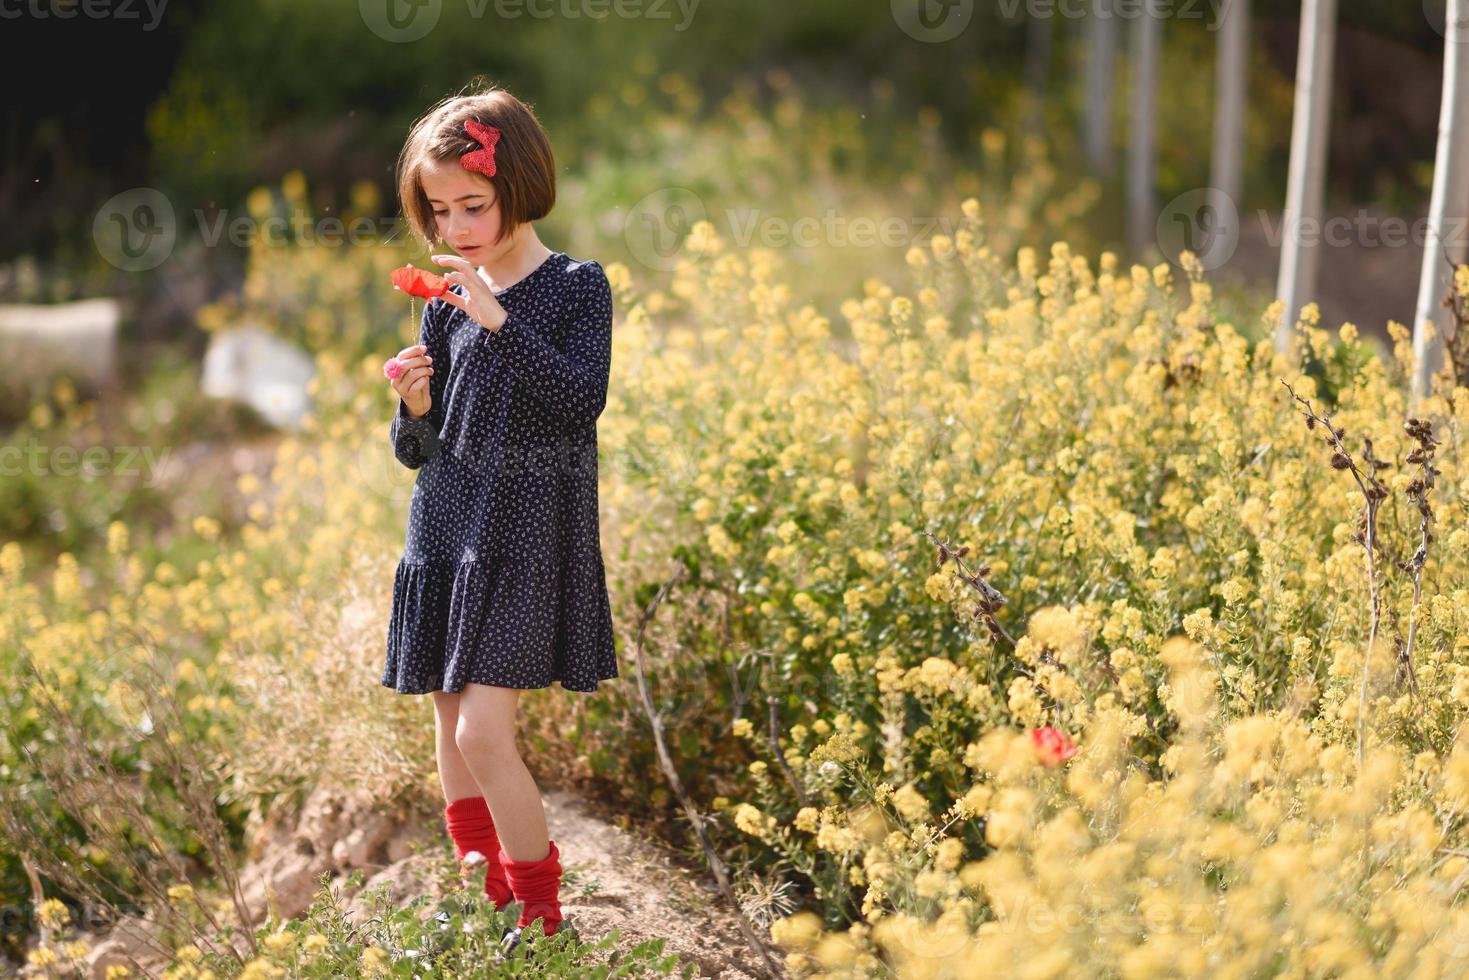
<box><xmin>473</xmin><ymin>261</ymin><xmax>613</xmax><ymax>429</ymax></box>
<box><xmin>389</xmin><ymin>296</ymin><xmax>448</xmax><ymax>469</ymax></box>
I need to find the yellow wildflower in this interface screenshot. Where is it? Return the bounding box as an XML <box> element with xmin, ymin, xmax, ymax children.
<box><xmin>892</xmin><ymin>783</ymin><xmax>931</xmax><ymax>822</ymax></box>
<box><xmin>733</xmin><ymin>803</ymin><xmax>775</xmax><ymax>837</ymax></box>
<box><xmin>770</xmin><ymin>910</ymin><xmax>823</xmax><ymax>949</ymax></box>
<box><xmin>37</xmin><ymin>897</ymin><xmax>70</xmax><ymax>930</ymax></box>
<box><xmin>28</xmin><ymin>947</ymin><xmax>59</xmax><ymax>968</ymax></box>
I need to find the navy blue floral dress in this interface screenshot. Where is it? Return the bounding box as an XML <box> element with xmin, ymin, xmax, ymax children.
<box><xmin>382</xmin><ymin>250</ymin><xmax>619</xmax><ymax>695</ymax></box>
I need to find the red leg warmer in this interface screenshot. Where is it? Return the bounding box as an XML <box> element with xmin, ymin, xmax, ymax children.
<box><xmin>443</xmin><ymin>795</ymin><xmax>514</xmax><ymax>910</ymax></box>
<box><xmin>499</xmin><ymin>839</ymin><xmax>564</xmax><ymax>936</ymax></box>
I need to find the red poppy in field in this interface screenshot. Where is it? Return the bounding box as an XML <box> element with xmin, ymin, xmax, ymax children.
<box><xmin>1030</xmin><ymin>727</ymin><xmax>1078</xmax><ymax>766</ymax></box>
<box><xmin>391</xmin><ymin>264</ymin><xmax>450</xmax><ymax>299</ymax></box>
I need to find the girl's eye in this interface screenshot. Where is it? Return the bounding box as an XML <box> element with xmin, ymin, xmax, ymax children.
<box><xmin>432</xmin><ymin>211</ymin><xmax>446</xmax><ymax>218</ymax></box>
<box><xmin>469</xmin><ymin>205</ymin><xmax>486</xmax><ymax>214</ymax></box>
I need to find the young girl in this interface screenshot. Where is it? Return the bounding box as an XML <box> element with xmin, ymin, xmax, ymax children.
<box><xmin>380</xmin><ymin>83</ymin><xmax>618</xmax><ymax>952</ymax></box>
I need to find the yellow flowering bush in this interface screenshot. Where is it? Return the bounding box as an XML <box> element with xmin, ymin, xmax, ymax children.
<box><xmin>596</xmin><ymin>218</ymin><xmax>1469</xmax><ymax>972</ymax></box>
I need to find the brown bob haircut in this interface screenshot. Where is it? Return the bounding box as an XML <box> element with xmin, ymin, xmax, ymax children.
<box><xmin>397</xmin><ymin>82</ymin><xmax>557</xmax><ymax>250</ymax></box>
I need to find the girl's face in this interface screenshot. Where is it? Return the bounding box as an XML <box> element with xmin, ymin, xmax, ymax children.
<box><xmin>420</xmin><ymin>160</ymin><xmax>505</xmax><ymax>262</ymax></box>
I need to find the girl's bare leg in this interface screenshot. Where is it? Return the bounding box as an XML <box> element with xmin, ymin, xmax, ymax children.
<box><xmin>431</xmin><ymin>691</ymin><xmax>480</xmax><ymax>802</ymax></box>
<box><xmin>454</xmin><ymin>681</ymin><xmax>549</xmax><ymax>861</ymax></box>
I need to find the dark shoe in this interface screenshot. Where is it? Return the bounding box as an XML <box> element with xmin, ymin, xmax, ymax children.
<box><xmin>492</xmin><ymin>924</ymin><xmax>524</xmax><ymax>964</ymax></box>
<box><xmin>490</xmin><ymin>914</ymin><xmax>576</xmax><ymax>963</ymax></box>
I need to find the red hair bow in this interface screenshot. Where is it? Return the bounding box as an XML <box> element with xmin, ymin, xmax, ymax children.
<box><xmin>460</xmin><ymin>118</ymin><xmax>501</xmax><ymax>179</ymax></box>
<box><xmin>391</xmin><ymin>264</ymin><xmax>450</xmax><ymax>298</ymax></box>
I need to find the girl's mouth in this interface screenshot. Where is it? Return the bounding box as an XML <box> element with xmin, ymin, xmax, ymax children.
<box><xmin>458</xmin><ymin>245</ymin><xmax>481</xmax><ymax>255</ymax></box>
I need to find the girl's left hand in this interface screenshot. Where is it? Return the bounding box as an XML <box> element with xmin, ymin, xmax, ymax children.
<box><xmin>430</xmin><ymin>254</ymin><xmax>507</xmax><ymax>332</ymax></box>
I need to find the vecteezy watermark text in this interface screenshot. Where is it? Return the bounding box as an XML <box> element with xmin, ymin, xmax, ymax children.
<box><xmin>724</xmin><ymin>209</ymin><xmax>958</xmax><ymax>251</ymax></box>
<box><xmin>893</xmin><ymin>0</ymin><xmax>1231</xmax><ymax>43</ymax></box>
<box><xmin>995</xmin><ymin>0</ymin><xmax>1231</xmax><ymax>30</ymax></box>
<box><xmin>194</xmin><ymin>212</ymin><xmax>403</xmax><ymax>250</ymax></box>
<box><xmin>358</xmin><ymin>0</ymin><xmax>698</xmax><ymax>42</ymax></box>
<box><xmin>1157</xmin><ymin>187</ymin><xmax>1469</xmax><ymax>273</ymax></box>
<box><xmin>621</xmin><ymin>187</ymin><xmax>962</xmax><ymax>271</ymax></box>
<box><xmin>0</xmin><ymin>439</ymin><xmax>172</xmax><ymax>487</ymax></box>
<box><xmin>0</xmin><ymin>0</ymin><xmax>168</xmax><ymax>29</ymax></box>
<box><xmin>92</xmin><ymin>187</ymin><xmax>409</xmax><ymax>272</ymax></box>
<box><xmin>1258</xmin><ymin>210</ymin><xmax>1469</xmax><ymax>250</ymax></box>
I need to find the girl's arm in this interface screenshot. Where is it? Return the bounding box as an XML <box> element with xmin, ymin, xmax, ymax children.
<box><xmin>390</xmin><ymin>298</ymin><xmax>449</xmax><ymax>468</ymax></box>
<box><xmin>474</xmin><ymin>261</ymin><xmax>613</xmax><ymax>429</ymax></box>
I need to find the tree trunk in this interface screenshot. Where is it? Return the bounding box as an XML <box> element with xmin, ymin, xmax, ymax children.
<box><xmin>1083</xmin><ymin>0</ymin><xmax>1118</xmax><ymax>176</ymax></box>
<box><xmin>1206</xmin><ymin>0</ymin><xmax>1249</xmax><ymax>270</ymax></box>
<box><xmin>1274</xmin><ymin>0</ymin><xmax>1338</xmax><ymax>351</ymax></box>
<box><xmin>1024</xmin><ymin>8</ymin><xmax>1053</xmax><ymax>133</ymax></box>
<box><xmin>1412</xmin><ymin>0</ymin><xmax>1469</xmax><ymax>401</ymax></box>
<box><xmin>1126</xmin><ymin>0</ymin><xmax>1162</xmax><ymax>256</ymax></box>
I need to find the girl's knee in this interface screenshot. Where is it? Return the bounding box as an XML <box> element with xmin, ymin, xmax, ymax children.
<box><xmin>450</xmin><ymin>682</ymin><xmax>520</xmax><ymax>758</ymax></box>
<box><xmin>453</xmin><ymin>714</ymin><xmax>518</xmax><ymax>761</ymax></box>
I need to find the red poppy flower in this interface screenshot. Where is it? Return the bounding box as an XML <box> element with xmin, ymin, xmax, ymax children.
<box><xmin>391</xmin><ymin>264</ymin><xmax>450</xmax><ymax>299</ymax></box>
<box><xmin>1030</xmin><ymin>727</ymin><xmax>1078</xmax><ymax>766</ymax></box>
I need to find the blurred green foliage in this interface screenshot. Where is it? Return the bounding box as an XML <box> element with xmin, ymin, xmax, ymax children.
<box><xmin>145</xmin><ymin>0</ymin><xmax>1306</xmax><ymax>224</ymax></box>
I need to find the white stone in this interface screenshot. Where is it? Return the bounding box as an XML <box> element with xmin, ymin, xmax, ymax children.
<box><xmin>200</xmin><ymin>325</ymin><xmax>315</xmax><ymax>431</ymax></box>
<box><xmin>0</xmin><ymin>298</ymin><xmax>120</xmax><ymax>386</ymax></box>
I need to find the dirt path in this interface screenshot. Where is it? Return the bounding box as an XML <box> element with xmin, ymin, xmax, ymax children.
<box><xmin>524</xmin><ymin>786</ymin><xmax>768</xmax><ymax>979</ymax></box>
<box><xmin>324</xmin><ymin>786</ymin><xmax>770</xmax><ymax>979</ymax></box>
<box><xmin>217</xmin><ymin>776</ymin><xmax>773</xmax><ymax>980</ymax></box>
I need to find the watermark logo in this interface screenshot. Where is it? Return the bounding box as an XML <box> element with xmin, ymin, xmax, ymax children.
<box><xmin>360</xmin><ymin>0</ymin><xmax>442</xmax><ymax>41</ymax></box>
<box><xmin>1156</xmin><ymin>187</ymin><xmax>1240</xmax><ymax>271</ymax></box>
<box><xmin>1423</xmin><ymin>0</ymin><xmax>1469</xmax><ymax>40</ymax></box>
<box><xmin>353</xmin><ymin>425</ymin><xmax>420</xmax><ymax>505</ymax></box>
<box><xmin>1430</xmin><ymin>912</ymin><xmax>1469</xmax><ymax>960</ymax></box>
<box><xmin>623</xmin><ymin>187</ymin><xmax>710</xmax><ymax>272</ymax></box>
<box><xmin>93</xmin><ymin>188</ymin><xmax>176</xmax><ymax>272</ymax></box>
<box><xmin>891</xmin><ymin>0</ymin><xmax>973</xmax><ymax>42</ymax></box>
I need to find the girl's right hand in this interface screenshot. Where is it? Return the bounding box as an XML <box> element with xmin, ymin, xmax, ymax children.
<box><xmin>390</xmin><ymin>344</ymin><xmax>435</xmax><ymax>418</ymax></box>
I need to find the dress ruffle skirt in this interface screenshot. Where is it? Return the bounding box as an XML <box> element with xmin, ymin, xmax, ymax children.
<box><xmin>383</xmin><ymin>552</ymin><xmax>616</xmax><ymax>694</ymax></box>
